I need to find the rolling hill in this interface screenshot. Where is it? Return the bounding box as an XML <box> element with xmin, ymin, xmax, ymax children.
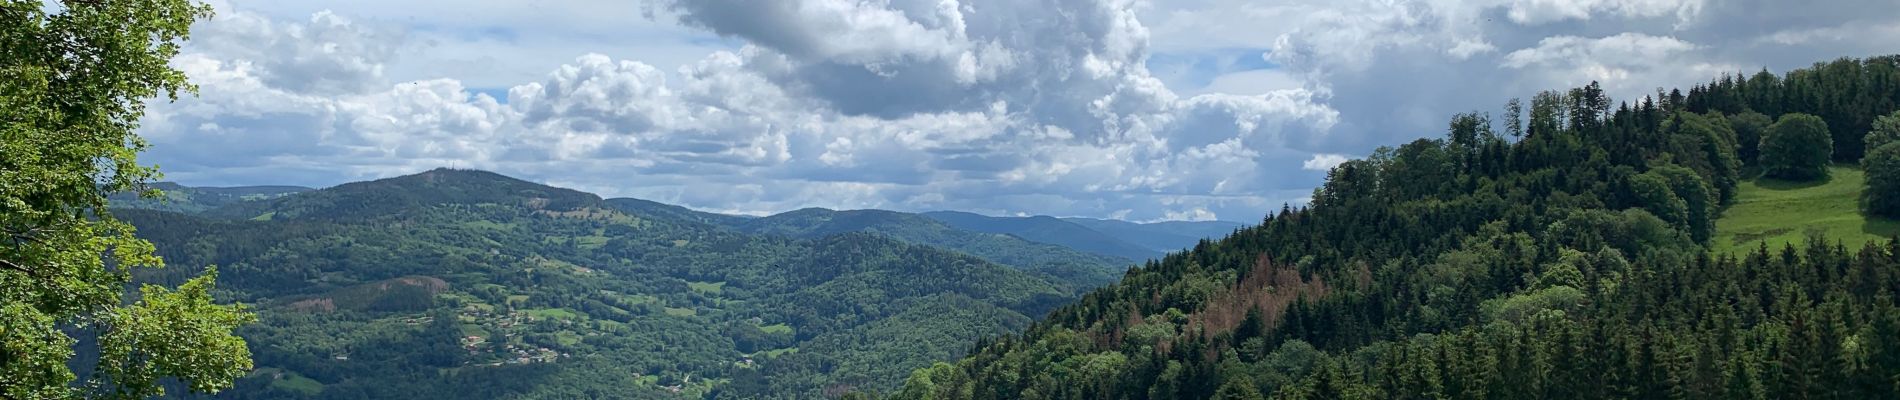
<box><xmin>107</xmin><ymin>182</ymin><xmax>311</xmax><ymax>213</ymax></box>
<box><xmin>893</xmin><ymin>56</ymin><xmax>1900</xmax><ymax>400</ymax></box>
<box><xmin>920</xmin><ymin>211</ymin><xmax>1161</xmax><ymax>261</ymax></box>
<box><xmin>737</xmin><ymin>208</ymin><xmax>1135</xmax><ymax>288</ymax></box>
<box><xmin>120</xmin><ymin>169</ymin><xmax>1081</xmax><ymax>398</ymax></box>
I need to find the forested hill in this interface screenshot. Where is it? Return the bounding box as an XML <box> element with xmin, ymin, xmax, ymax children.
<box><xmin>106</xmin><ymin>182</ymin><xmax>310</xmax><ymax>213</ymax></box>
<box><xmin>735</xmin><ymin>208</ymin><xmax>1136</xmax><ymax>287</ymax></box>
<box><xmin>893</xmin><ymin>56</ymin><xmax>1900</xmax><ymax>399</ymax></box>
<box><xmin>117</xmin><ymin>169</ymin><xmax>1091</xmax><ymax>398</ymax></box>
<box><xmin>916</xmin><ymin>212</ymin><xmax>1158</xmax><ymax>261</ymax></box>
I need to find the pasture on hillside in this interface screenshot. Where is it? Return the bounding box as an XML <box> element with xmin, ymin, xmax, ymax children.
<box><xmin>1713</xmin><ymin>166</ymin><xmax>1900</xmax><ymax>254</ymax></box>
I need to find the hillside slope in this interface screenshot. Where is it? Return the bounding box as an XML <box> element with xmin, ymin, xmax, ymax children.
<box><xmin>894</xmin><ymin>56</ymin><xmax>1900</xmax><ymax>400</ymax></box>
<box><xmin>921</xmin><ymin>211</ymin><xmax>1161</xmax><ymax>261</ymax></box>
<box><xmin>1058</xmin><ymin>217</ymin><xmax>1245</xmax><ymax>255</ymax></box>
<box><xmin>108</xmin><ymin>182</ymin><xmax>310</xmax><ymax>213</ymax></box>
<box><xmin>603</xmin><ymin>197</ymin><xmax>753</xmax><ymax>228</ymax></box>
<box><xmin>740</xmin><ymin>208</ymin><xmax>1134</xmax><ymax>288</ymax></box>
<box><xmin>1714</xmin><ymin>165</ymin><xmax>1900</xmax><ymax>253</ymax></box>
<box><xmin>204</xmin><ymin>168</ymin><xmax>602</xmax><ymax>221</ymax></box>
<box><xmin>124</xmin><ymin>170</ymin><xmax>1076</xmax><ymax>399</ymax></box>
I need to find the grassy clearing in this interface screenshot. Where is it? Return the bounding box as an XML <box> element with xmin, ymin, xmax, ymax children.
<box><xmin>758</xmin><ymin>347</ymin><xmax>798</xmax><ymax>358</ymax></box>
<box><xmin>758</xmin><ymin>323</ymin><xmax>794</xmax><ymax>334</ymax></box>
<box><xmin>574</xmin><ymin>235</ymin><xmax>609</xmax><ymax>249</ymax></box>
<box><xmin>687</xmin><ymin>281</ymin><xmax>726</xmax><ymax>295</ymax></box>
<box><xmin>254</xmin><ymin>368</ymin><xmax>323</xmax><ymax>396</ymax></box>
<box><xmin>663</xmin><ymin>307</ymin><xmax>697</xmax><ymax>317</ymax></box>
<box><xmin>1713</xmin><ymin>166</ymin><xmax>1900</xmax><ymax>254</ymax></box>
<box><xmin>520</xmin><ymin>307</ymin><xmax>577</xmax><ymax>320</ymax></box>
<box><xmin>620</xmin><ymin>294</ymin><xmax>659</xmax><ymax>305</ymax></box>
<box><xmin>553</xmin><ymin>331</ymin><xmax>583</xmax><ymax>346</ymax></box>
<box><xmin>460</xmin><ymin>220</ymin><xmax>515</xmax><ymax>231</ymax></box>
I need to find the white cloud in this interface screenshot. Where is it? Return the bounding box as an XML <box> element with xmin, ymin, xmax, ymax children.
<box><xmin>1504</xmin><ymin>0</ymin><xmax>1704</xmax><ymax>25</ymax></box>
<box><xmin>1193</xmin><ymin>69</ymin><xmax>1304</xmax><ymax>96</ymax></box>
<box><xmin>1502</xmin><ymin>33</ymin><xmax>1697</xmax><ymax>69</ymax></box>
<box><xmin>136</xmin><ymin>0</ymin><xmax>1900</xmax><ymax>223</ymax></box>
<box><xmin>143</xmin><ymin>2</ymin><xmax>1342</xmax><ymax>222</ymax></box>
<box><xmin>1301</xmin><ymin>153</ymin><xmax>1349</xmax><ymax>171</ymax></box>
<box><xmin>1155</xmin><ymin>207</ymin><xmax>1219</xmax><ymax>222</ymax></box>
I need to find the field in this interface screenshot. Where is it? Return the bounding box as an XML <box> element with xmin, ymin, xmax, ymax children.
<box><xmin>687</xmin><ymin>281</ymin><xmax>726</xmax><ymax>295</ymax></box>
<box><xmin>1712</xmin><ymin>166</ymin><xmax>1900</xmax><ymax>254</ymax></box>
<box><xmin>521</xmin><ymin>308</ymin><xmax>580</xmax><ymax>320</ymax></box>
<box><xmin>254</xmin><ymin>368</ymin><xmax>324</xmax><ymax>396</ymax></box>
<box><xmin>759</xmin><ymin>323</ymin><xmax>794</xmax><ymax>334</ymax></box>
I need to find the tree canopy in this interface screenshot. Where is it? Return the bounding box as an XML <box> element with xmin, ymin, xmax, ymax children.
<box><xmin>892</xmin><ymin>55</ymin><xmax>1900</xmax><ymax>400</ymax></box>
<box><xmin>1865</xmin><ymin>142</ymin><xmax>1900</xmax><ymax>218</ymax></box>
<box><xmin>1728</xmin><ymin>111</ymin><xmax>1772</xmax><ymax>165</ymax></box>
<box><xmin>1869</xmin><ymin>111</ymin><xmax>1900</xmax><ymax>153</ymax></box>
<box><xmin>1759</xmin><ymin>113</ymin><xmax>1834</xmax><ymax>180</ymax></box>
<box><xmin>0</xmin><ymin>0</ymin><xmax>253</xmax><ymax>398</ymax></box>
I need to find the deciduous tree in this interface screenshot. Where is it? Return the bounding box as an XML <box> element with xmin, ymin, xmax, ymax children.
<box><xmin>0</xmin><ymin>0</ymin><xmax>253</xmax><ymax>398</ymax></box>
<box><xmin>1863</xmin><ymin>142</ymin><xmax>1900</xmax><ymax>217</ymax></box>
<box><xmin>1759</xmin><ymin>113</ymin><xmax>1834</xmax><ymax>180</ymax></box>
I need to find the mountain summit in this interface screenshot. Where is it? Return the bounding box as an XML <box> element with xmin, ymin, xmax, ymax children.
<box><xmin>208</xmin><ymin>168</ymin><xmax>600</xmax><ymax>220</ymax></box>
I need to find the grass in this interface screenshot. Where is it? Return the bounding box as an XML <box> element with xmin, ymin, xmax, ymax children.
<box><xmin>687</xmin><ymin>281</ymin><xmax>726</xmax><ymax>295</ymax></box>
<box><xmin>758</xmin><ymin>347</ymin><xmax>799</xmax><ymax>358</ymax></box>
<box><xmin>758</xmin><ymin>323</ymin><xmax>794</xmax><ymax>334</ymax></box>
<box><xmin>1713</xmin><ymin>166</ymin><xmax>1900</xmax><ymax>255</ymax></box>
<box><xmin>460</xmin><ymin>220</ymin><xmax>515</xmax><ymax>231</ymax></box>
<box><xmin>621</xmin><ymin>294</ymin><xmax>659</xmax><ymax>305</ymax></box>
<box><xmin>574</xmin><ymin>235</ymin><xmax>609</xmax><ymax>250</ymax></box>
<box><xmin>250</xmin><ymin>211</ymin><xmax>276</xmax><ymax>221</ymax></box>
<box><xmin>663</xmin><ymin>307</ymin><xmax>697</xmax><ymax>317</ymax></box>
<box><xmin>553</xmin><ymin>331</ymin><xmax>583</xmax><ymax>346</ymax></box>
<box><xmin>253</xmin><ymin>368</ymin><xmax>323</xmax><ymax>396</ymax></box>
<box><xmin>522</xmin><ymin>308</ymin><xmax>580</xmax><ymax>320</ymax></box>
<box><xmin>459</xmin><ymin>324</ymin><xmax>488</xmax><ymax>338</ymax></box>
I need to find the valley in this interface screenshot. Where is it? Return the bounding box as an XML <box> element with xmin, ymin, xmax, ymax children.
<box><xmin>115</xmin><ymin>170</ymin><xmax>1237</xmax><ymax>399</ymax></box>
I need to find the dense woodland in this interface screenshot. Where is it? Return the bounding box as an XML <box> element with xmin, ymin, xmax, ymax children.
<box><xmin>118</xmin><ymin>170</ymin><xmax>1142</xmax><ymax>399</ymax></box>
<box><xmin>891</xmin><ymin>56</ymin><xmax>1900</xmax><ymax>399</ymax></box>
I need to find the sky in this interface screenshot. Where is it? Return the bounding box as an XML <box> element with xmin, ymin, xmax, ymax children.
<box><xmin>136</xmin><ymin>0</ymin><xmax>1900</xmax><ymax>222</ymax></box>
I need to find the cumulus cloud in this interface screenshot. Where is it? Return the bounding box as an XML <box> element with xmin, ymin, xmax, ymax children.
<box><xmin>187</xmin><ymin>9</ymin><xmax>405</xmax><ymax>95</ymax></box>
<box><xmin>142</xmin><ymin>1</ymin><xmax>1347</xmax><ymax>222</ymax></box>
<box><xmin>1502</xmin><ymin>33</ymin><xmax>1697</xmax><ymax>69</ymax></box>
<box><xmin>1503</xmin><ymin>0</ymin><xmax>1704</xmax><ymax>25</ymax></box>
<box><xmin>1156</xmin><ymin>208</ymin><xmax>1219</xmax><ymax>223</ymax></box>
<box><xmin>137</xmin><ymin>0</ymin><xmax>1900</xmax><ymax>222</ymax></box>
<box><xmin>1301</xmin><ymin>154</ymin><xmax>1349</xmax><ymax>171</ymax></box>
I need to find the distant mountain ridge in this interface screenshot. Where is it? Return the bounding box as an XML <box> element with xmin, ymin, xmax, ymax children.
<box><xmin>122</xmin><ymin>169</ymin><xmax>1243</xmax><ymax>267</ymax></box>
<box><xmin>736</xmin><ymin>208</ymin><xmax>1135</xmax><ymax>287</ymax></box>
<box><xmin>116</xmin><ymin>168</ymin><xmax>1084</xmax><ymax>397</ymax></box>
<box><xmin>921</xmin><ymin>211</ymin><xmax>1246</xmax><ymax>261</ymax></box>
<box><xmin>107</xmin><ymin>182</ymin><xmax>310</xmax><ymax>213</ymax></box>
<box><xmin>1058</xmin><ymin>216</ymin><xmax>1244</xmax><ymax>254</ymax></box>
<box><xmin>204</xmin><ymin>168</ymin><xmax>600</xmax><ymax>220</ymax></box>
<box><xmin>920</xmin><ymin>211</ymin><xmax>1160</xmax><ymax>260</ymax></box>
<box><xmin>601</xmin><ymin>197</ymin><xmax>752</xmax><ymax>228</ymax></box>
